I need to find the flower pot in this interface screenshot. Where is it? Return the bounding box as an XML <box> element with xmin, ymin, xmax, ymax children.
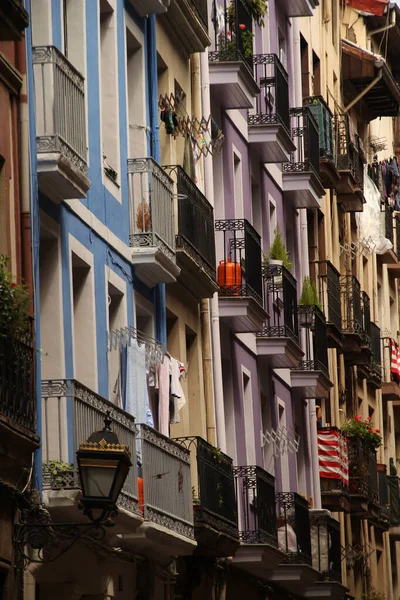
<box><xmin>269</xmin><ymin>259</ymin><xmax>283</xmax><ymax>288</ymax></box>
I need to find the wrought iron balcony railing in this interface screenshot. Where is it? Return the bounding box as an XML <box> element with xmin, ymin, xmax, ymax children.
<box><xmin>384</xmin><ymin>204</ymin><xmax>394</xmax><ymax>246</ymax></box>
<box><xmin>233</xmin><ymin>465</ymin><xmax>277</xmax><ymax>546</ymax></box>
<box><xmin>32</xmin><ymin>46</ymin><xmax>87</xmax><ymax>176</ymax></box>
<box><xmin>250</xmin><ymin>54</ymin><xmax>290</xmax><ymax>133</ymax></box>
<box><xmin>210</xmin><ymin>0</ymin><xmax>254</xmax><ymax>74</ymax></box>
<box><xmin>370</xmin><ymin>323</ymin><xmax>382</xmax><ymax>384</ymax></box>
<box><xmin>310</xmin><ymin>513</ymin><xmax>342</xmax><ymax>582</ymax></box>
<box><xmin>260</xmin><ymin>264</ymin><xmax>299</xmax><ymax>341</ymax></box>
<box><xmin>335</xmin><ymin>113</ymin><xmax>364</xmax><ymax>193</ymax></box>
<box><xmin>341</xmin><ymin>275</ymin><xmax>363</xmax><ymax>336</ymax></box>
<box><xmin>348</xmin><ymin>437</ymin><xmax>379</xmax><ymax>505</ymax></box>
<box><xmin>215</xmin><ymin>219</ymin><xmax>263</xmax><ymax>306</ymax></box>
<box><xmin>174</xmin><ymin>436</ymin><xmax>238</xmax><ymax>539</ymax></box>
<box><xmin>0</xmin><ymin>322</ymin><xmax>35</xmax><ymax>431</ymax></box>
<box><xmin>318</xmin><ymin>260</ymin><xmax>342</xmax><ymax>335</ymax></box>
<box><xmin>41</xmin><ymin>379</ymin><xmax>139</xmax><ymax>515</ymax></box>
<box><xmin>297</xmin><ymin>305</ymin><xmax>329</xmax><ymax>375</ymax></box>
<box><xmin>362</xmin><ymin>291</ymin><xmax>371</xmax><ymax>348</ymax></box>
<box><xmin>276</xmin><ymin>492</ymin><xmax>312</xmax><ymax>565</ymax></box>
<box><xmin>136</xmin><ymin>425</ymin><xmax>194</xmax><ymax>539</ymax></box>
<box><xmin>128</xmin><ymin>157</ymin><xmax>175</xmax><ymax>261</ymax></box>
<box><xmin>303</xmin><ymin>96</ymin><xmax>335</xmax><ymax>162</ymax></box>
<box><xmin>389</xmin><ymin>476</ymin><xmax>400</xmax><ymax>526</ymax></box>
<box><xmin>191</xmin><ymin>0</ymin><xmax>208</xmax><ymax>27</ymax></box>
<box><xmin>163</xmin><ymin>165</ymin><xmax>216</xmax><ymax>280</ymax></box>
<box><xmin>378</xmin><ymin>469</ymin><xmax>390</xmax><ymax>526</ymax></box>
<box><xmin>283</xmin><ymin>107</ymin><xmax>320</xmax><ymax>179</ymax></box>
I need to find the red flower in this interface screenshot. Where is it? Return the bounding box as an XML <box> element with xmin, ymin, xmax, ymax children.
<box><xmin>355</xmin><ymin>416</ymin><xmax>361</xmax><ymax>422</ymax></box>
<box><xmin>11</xmin><ymin>283</ymin><xmax>16</xmax><ymax>288</ymax></box>
<box><xmin>374</xmin><ymin>429</ymin><xmax>380</xmax><ymax>434</ymax></box>
<box><xmin>368</xmin><ymin>428</ymin><xmax>373</xmax><ymax>433</ymax></box>
<box><xmin>239</xmin><ymin>23</ymin><xmax>246</xmax><ymax>30</ymax></box>
<box><xmin>226</xmin><ymin>30</ymin><xmax>231</xmax><ymax>37</ymax></box>
<box><xmin>367</xmin><ymin>416</ymin><xmax>371</xmax><ymax>422</ymax></box>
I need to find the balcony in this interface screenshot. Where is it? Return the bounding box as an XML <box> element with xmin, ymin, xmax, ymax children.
<box><xmin>381</xmin><ymin>338</ymin><xmax>400</xmax><ymax>402</ymax></box>
<box><xmin>372</xmin><ymin>466</ymin><xmax>390</xmax><ymax>530</ymax></box>
<box><xmin>310</xmin><ymin>511</ymin><xmax>342</xmax><ymax>582</ymax></box>
<box><xmin>248</xmin><ymin>55</ymin><xmax>295</xmax><ymax>163</ymax></box>
<box><xmin>318</xmin><ymin>427</ymin><xmax>350</xmax><ymax>513</ymax></box>
<box><xmin>348</xmin><ymin>437</ymin><xmax>379</xmax><ymax>517</ymax></box>
<box><xmin>163</xmin><ymin>0</ymin><xmax>210</xmax><ymax>54</ymax></box>
<box><xmin>388</xmin><ymin>476</ymin><xmax>400</xmax><ymax>540</ymax></box>
<box><xmin>174</xmin><ymin>436</ymin><xmax>239</xmax><ymax>556</ymax></box>
<box><xmin>335</xmin><ymin>114</ymin><xmax>365</xmax><ymax>212</ymax></box>
<box><xmin>128</xmin><ymin>0</ymin><xmax>169</xmax><ymax>17</ymax></box>
<box><xmin>163</xmin><ymin>165</ymin><xmax>217</xmax><ymax>299</ymax></box>
<box><xmin>368</xmin><ymin>323</ymin><xmax>382</xmax><ymax>390</ymax></box>
<box><xmin>233</xmin><ymin>467</ymin><xmax>286</xmax><ymax>575</ymax></box>
<box><xmin>0</xmin><ymin>323</ymin><xmax>38</xmax><ymax>490</ymax></box>
<box><xmin>215</xmin><ymin>219</ymin><xmax>267</xmax><ymax>333</ymax></box>
<box><xmin>380</xmin><ymin>204</ymin><xmax>398</xmax><ymax>264</ymax></box>
<box><xmin>387</xmin><ymin>215</ymin><xmax>400</xmax><ymax>277</ymax></box>
<box><xmin>257</xmin><ymin>265</ymin><xmax>303</xmax><ymax>368</ymax></box>
<box><xmin>282</xmin><ymin>108</ymin><xmax>325</xmax><ymax>209</ymax></box>
<box><xmin>128</xmin><ymin>158</ymin><xmax>179</xmax><ymax>288</ymax></box>
<box><xmin>303</xmin><ymin>96</ymin><xmax>340</xmax><ymax>188</ymax></box>
<box><xmin>0</xmin><ymin>0</ymin><xmax>29</xmax><ymax>40</ymax></box>
<box><xmin>318</xmin><ymin>261</ymin><xmax>343</xmax><ymax>349</ymax></box>
<box><xmin>341</xmin><ymin>39</ymin><xmax>400</xmax><ymax>122</ymax></box>
<box><xmin>341</xmin><ymin>276</ymin><xmax>372</xmax><ymax>365</ymax></box>
<box><xmin>290</xmin><ymin>306</ymin><xmax>333</xmax><ymax>399</ymax></box>
<box><xmin>281</xmin><ymin>0</ymin><xmax>319</xmax><ymax>18</ymax></box>
<box><xmin>32</xmin><ymin>46</ymin><xmax>90</xmax><ymax>201</ymax></box>
<box><xmin>209</xmin><ymin>0</ymin><xmax>259</xmax><ymax>109</ymax></box>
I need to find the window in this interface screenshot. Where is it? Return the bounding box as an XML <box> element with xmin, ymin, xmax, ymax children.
<box><xmin>312</xmin><ymin>51</ymin><xmax>321</xmax><ymax>96</ymax></box>
<box><xmin>269</xmin><ymin>196</ymin><xmax>277</xmax><ymax>242</ymax></box>
<box><xmin>0</xmin><ymin>157</ymin><xmax>7</xmax><ymax>257</ymax></box>
<box><xmin>300</xmin><ymin>35</ymin><xmax>310</xmax><ymax>98</ymax></box>
<box><xmin>251</xmin><ymin>184</ymin><xmax>262</xmax><ymax>238</ymax></box>
<box><xmin>126</xmin><ymin>24</ymin><xmax>146</xmax><ymax>158</ymax></box>
<box><xmin>234</xmin><ymin>152</ymin><xmax>243</xmax><ymax>219</ymax></box>
<box><xmin>135</xmin><ymin>292</ymin><xmax>155</xmax><ymax>338</ymax></box>
<box><xmin>62</xmin><ymin>0</ymin><xmax>85</xmax><ymax>73</ymax></box>
<box><xmin>243</xmin><ymin>371</ymin><xmax>256</xmax><ymax>465</ymax></box>
<box><xmin>278</xmin><ymin>31</ymin><xmax>287</xmax><ymax>70</ymax></box>
<box><xmin>108</xmin><ymin>281</ymin><xmax>125</xmax><ymax>403</ymax></box>
<box><xmin>100</xmin><ymin>0</ymin><xmax>119</xmax><ymax>182</ymax></box>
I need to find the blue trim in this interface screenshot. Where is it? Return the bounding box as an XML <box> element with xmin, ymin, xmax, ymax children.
<box><xmin>51</xmin><ymin>0</ymin><xmax>62</xmax><ymax>50</ymax></box>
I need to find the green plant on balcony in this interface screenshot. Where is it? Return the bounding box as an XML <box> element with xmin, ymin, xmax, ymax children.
<box><xmin>228</xmin><ymin>0</ymin><xmax>268</xmax><ymax>27</ymax></box>
<box><xmin>341</xmin><ymin>415</ymin><xmax>382</xmax><ymax>451</ymax></box>
<box><xmin>264</xmin><ymin>226</ymin><xmax>292</xmax><ymax>271</ymax></box>
<box><xmin>42</xmin><ymin>460</ymin><xmax>74</xmax><ymax>489</ymax></box>
<box><xmin>299</xmin><ymin>276</ymin><xmax>321</xmax><ymax>309</ymax></box>
<box><xmin>362</xmin><ymin>590</ymin><xmax>386</xmax><ymax>600</ymax></box>
<box><xmin>0</xmin><ymin>255</ymin><xmax>30</xmax><ymax>339</ymax></box>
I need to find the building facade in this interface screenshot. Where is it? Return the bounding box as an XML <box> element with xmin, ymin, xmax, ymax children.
<box><xmin>7</xmin><ymin>0</ymin><xmax>400</xmax><ymax>599</ymax></box>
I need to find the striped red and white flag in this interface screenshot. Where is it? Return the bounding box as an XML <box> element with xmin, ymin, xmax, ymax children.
<box><xmin>318</xmin><ymin>428</ymin><xmax>349</xmax><ymax>486</ymax></box>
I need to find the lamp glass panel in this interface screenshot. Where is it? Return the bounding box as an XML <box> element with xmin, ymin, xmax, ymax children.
<box><xmin>80</xmin><ymin>463</ymin><xmax>117</xmax><ymax>499</ymax></box>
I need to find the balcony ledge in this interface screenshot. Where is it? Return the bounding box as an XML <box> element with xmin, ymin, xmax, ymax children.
<box><xmin>194</xmin><ymin>521</ymin><xmax>240</xmax><ymax>557</ymax></box>
<box><xmin>290</xmin><ymin>368</ymin><xmax>333</xmax><ymax>399</ymax></box>
<box><xmin>218</xmin><ymin>295</ymin><xmax>268</xmax><ymax>333</ymax></box>
<box><xmin>256</xmin><ymin>335</ymin><xmax>303</xmax><ymax>369</ymax></box>
<box><xmin>389</xmin><ymin>525</ymin><xmax>400</xmax><ymax>540</ymax></box>
<box><xmin>131</xmin><ymin>243</ymin><xmax>180</xmax><ymax>288</ymax></box>
<box><xmin>268</xmin><ymin>563</ymin><xmax>320</xmax><ymax>592</ymax></box>
<box><xmin>37</xmin><ymin>140</ymin><xmax>91</xmax><ymax>202</ymax></box>
<box><xmin>0</xmin><ymin>0</ymin><xmax>29</xmax><ymax>40</ymax></box>
<box><xmin>378</xmin><ymin>247</ymin><xmax>398</xmax><ymax>265</ymax></box>
<box><xmin>387</xmin><ymin>262</ymin><xmax>400</xmax><ymax>278</ymax></box>
<box><xmin>319</xmin><ymin>158</ymin><xmax>341</xmax><ymax>190</ymax></box>
<box><xmin>382</xmin><ymin>381</ymin><xmax>400</xmax><ymax>402</ymax></box>
<box><xmin>163</xmin><ymin>0</ymin><xmax>210</xmax><ymax>54</ymax></box>
<box><xmin>281</xmin><ymin>0</ymin><xmax>316</xmax><ymax>17</ymax></box>
<box><xmin>321</xmin><ymin>489</ymin><xmax>351</xmax><ymax>513</ymax></box>
<box><xmin>247</xmin><ymin>120</ymin><xmax>295</xmax><ymax>163</ymax></box>
<box><xmin>117</xmin><ymin>520</ymin><xmax>196</xmax><ymax>561</ymax></box>
<box><xmin>232</xmin><ymin>543</ymin><xmax>286</xmax><ymax>577</ymax></box>
<box><xmin>129</xmin><ymin>0</ymin><xmax>169</xmax><ymax>16</ymax></box>
<box><xmin>282</xmin><ymin>170</ymin><xmax>325</xmax><ymax>209</ymax></box>
<box><xmin>176</xmin><ymin>236</ymin><xmax>218</xmax><ymax>299</ymax></box>
<box><xmin>303</xmin><ymin>581</ymin><xmax>349</xmax><ymax>600</ymax></box>
<box><xmin>209</xmin><ymin>60</ymin><xmax>259</xmax><ymax>109</ymax></box>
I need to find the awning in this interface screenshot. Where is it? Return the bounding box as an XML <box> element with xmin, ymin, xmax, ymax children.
<box><xmin>346</xmin><ymin>0</ymin><xmax>389</xmax><ymax>16</ymax></box>
<box><xmin>365</xmin><ymin>4</ymin><xmax>400</xmax><ymax>69</ymax></box>
<box><xmin>342</xmin><ymin>38</ymin><xmax>400</xmax><ymax>120</ymax></box>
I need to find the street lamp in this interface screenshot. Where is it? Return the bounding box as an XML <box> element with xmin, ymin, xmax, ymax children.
<box><xmin>14</xmin><ymin>412</ymin><xmax>132</xmax><ymax>567</ymax></box>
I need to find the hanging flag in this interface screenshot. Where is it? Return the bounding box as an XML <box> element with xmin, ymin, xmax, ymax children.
<box><xmin>346</xmin><ymin>0</ymin><xmax>389</xmax><ymax>16</ymax></box>
<box><xmin>318</xmin><ymin>428</ymin><xmax>349</xmax><ymax>486</ymax></box>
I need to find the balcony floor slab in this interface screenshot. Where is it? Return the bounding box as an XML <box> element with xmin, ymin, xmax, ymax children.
<box><xmin>268</xmin><ymin>563</ymin><xmax>320</xmax><ymax>592</ymax></box>
<box><xmin>247</xmin><ymin>122</ymin><xmax>295</xmax><ymax>163</ymax></box>
<box><xmin>132</xmin><ymin>246</ymin><xmax>180</xmax><ymax>288</ymax></box>
<box><xmin>37</xmin><ymin>151</ymin><xmax>91</xmax><ymax>202</ymax></box>
<box><xmin>382</xmin><ymin>381</ymin><xmax>400</xmax><ymax>402</ymax></box>
<box><xmin>128</xmin><ymin>0</ymin><xmax>169</xmax><ymax>16</ymax></box>
<box><xmin>290</xmin><ymin>369</ymin><xmax>333</xmax><ymax>399</ymax></box>
<box><xmin>282</xmin><ymin>171</ymin><xmax>325</xmax><ymax>209</ymax></box>
<box><xmin>218</xmin><ymin>296</ymin><xmax>268</xmax><ymax>333</ymax></box>
<box><xmin>209</xmin><ymin>61</ymin><xmax>259</xmax><ymax>109</ymax></box>
<box><xmin>232</xmin><ymin>544</ymin><xmax>286</xmax><ymax>579</ymax></box>
<box><xmin>256</xmin><ymin>336</ymin><xmax>303</xmax><ymax>369</ymax></box>
<box><xmin>176</xmin><ymin>241</ymin><xmax>218</xmax><ymax>299</ymax></box>
<box><xmin>303</xmin><ymin>581</ymin><xmax>349</xmax><ymax>599</ymax></box>
<box><xmin>162</xmin><ymin>0</ymin><xmax>210</xmax><ymax>54</ymax></box>
<box><xmin>282</xmin><ymin>0</ymin><xmax>315</xmax><ymax>17</ymax></box>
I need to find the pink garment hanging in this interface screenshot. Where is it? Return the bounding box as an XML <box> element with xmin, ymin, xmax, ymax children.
<box><xmin>158</xmin><ymin>355</ymin><xmax>170</xmax><ymax>436</ymax></box>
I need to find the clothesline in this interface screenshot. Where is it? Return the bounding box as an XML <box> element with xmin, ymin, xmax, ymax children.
<box><xmin>107</xmin><ymin>325</ymin><xmax>165</xmax><ymax>354</ymax></box>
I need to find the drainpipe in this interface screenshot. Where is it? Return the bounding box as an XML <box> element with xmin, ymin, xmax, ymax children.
<box><xmin>191</xmin><ymin>53</ymin><xmax>217</xmax><ymax>446</ymax></box>
<box><xmin>368</xmin><ymin>6</ymin><xmax>396</xmax><ymax>39</ymax></box>
<box><xmin>292</xmin><ymin>19</ymin><xmax>321</xmax><ymax>509</ymax></box>
<box><xmin>344</xmin><ymin>70</ymin><xmax>382</xmax><ymax>113</ymax></box>
<box><xmin>200</xmin><ymin>50</ymin><xmax>227</xmax><ymax>453</ymax></box>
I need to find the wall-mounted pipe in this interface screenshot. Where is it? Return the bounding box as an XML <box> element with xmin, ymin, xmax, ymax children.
<box><xmin>368</xmin><ymin>7</ymin><xmax>396</xmax><ymax>38</ymax></box>
<box><xmin>344</xmin><ymin>70</ymin><xmax>382</xmax><ymax>113</ymax></box>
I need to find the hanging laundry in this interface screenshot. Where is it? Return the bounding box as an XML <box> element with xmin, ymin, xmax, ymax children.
<box><xmin>125</xmin><ymin>339</ymin><xmax>154</xmax><ymax>427</ymax></box>
<box><xmin>158</xmin><ymin>354</ymin><xmax>171</xmax><ymax>436</ymax></box>
<box><xmin>170</xmin><ymin>357</ymin><xmax>187</xmax><ymax>425</ymax></box>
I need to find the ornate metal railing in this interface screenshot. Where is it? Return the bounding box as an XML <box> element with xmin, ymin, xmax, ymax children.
<box><xmin>32</xmin><ymin>46</ymin><xmax>87</xmax><ymax>175</ymax></box>
<box><xmin>362</xmin><ymin>292</ymin><xmax>371</xmax><ymax>348</ymax></box>
<box><xmin>128</xmin><ymin>157</ymin><xmax>175</xmax><ymax>261</ymax></box>
<box><xmin>384</xmin><ymin>204</ymin><xmax>394</xmax><ymax>246</ymax></box>
<box><xmin>378</xmin><ymin>469</ymin><xmax>390</xmax><ymax>526</ymax></box>
<box><xmin>310</xmin><ymin>512</ymin><xmax>342</xmax><ymax>582</ymax></box>
<box><xmin>215</xmin><ymin>219</ymin><xmax>263</xmax><ymax>306</ymax></box>
<box><xmin>210</xmin><ymin>0</ymin><xmax>254</xmax><ymax>74</ymax></box>
<box><xmin>41</xmin><ymin>379</ymin><xmax>139</xmax><ymax>515</ymax></box>
<box><xmin>389</xmin><ymin>476</ymin><xmax>400</xmax><ymax>526</ymax></box>
<box><xmin>370</xmin><ymin>323</ymin><xmax>382</xmax><ymax>383</ymax></box>
<box><xmin>335</xmin><ymin>113</ymin><xmax>364</xmax><ymax>193</ymax></box>
<box><xmin>233</xmin><ymin>466</ymin><xmax>277</xmax><ymax>546</ymax></box>
<box><xmin>348</xmin><ymin>437</ymin><xmax>378</xmax><ymax>505</ymax></box>
<box><xmin>136</xmin><ymin>424</ymin><xmax>194</xmax><ymax>539</ymax></box>
<box><xmin>163</xmin><ymin>165</ymin><xmax>216</xmax><ymax>280</ymax></box>
<box><xmin>297</xmin><ymin>305</ymin><xmax>329</xmax><ymax>375</ymax></box>
<box><xmin>318</xmin><ymin>260</ymin><xmax>342</xmax><ymax>334</ymax></box>
<box><xmin>0</xmin><ymin>321</ymin><xmax>35</xmax><ymax>431</ymax></box>
<box><xmin>260</xmin><ymin>264</ymin><xmax>298</xmax><ymax>341</ymax></box>
<box><xmin>304</xmin><ymin>96</ymin><xmax>335</xmax><ymax>162</ymax></box>
<box><xmin>341</xmin><ymin>275</ymin><xmax>363</xmax><ymax>336</ymax></box>
<box><xmin>276</xmin><ymin>492</ymin><xmax>312</xmax><ymax>565</ymax></box>
<box><xmin>174</xmin><ymin>436</ymin><xmax>238</xmax><ymax>539</ymax></box>
<box><xmin>283</xmin><ymin>107</ymin><xmax>320</xmax><ymax>178</ymax></box>
<box><xmin>250</xmin><ymin>54</ymin><xmax>290</xmax><ymax>133</ymax></box>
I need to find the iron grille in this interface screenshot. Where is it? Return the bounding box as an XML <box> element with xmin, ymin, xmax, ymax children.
<box><xmin>276</xmin><ymin>492</ymin><xmax>312</xmax><ymax>565</ymax></box>
<box><xmin>250</xmin><ymin>54</ymin><xmax>290</xmax><ymax>133</ymax></box>
<box><xmin>260</xmin><ymin>264</ymin><xmax>298</xmax><ymax>340</ymax></box>
<box><xmin>210</xmin><ymin>0</ymin><xmax>254</xmax><ymax>75</ymax></box>
<box><xmin>310</xmin><ymin>513</ymin><xmax>342</xmax><ymax>582</ymax></box>
<box><xmin>283</xmin><ymin>106</ymin><xmax>320</xmax><ymax>178</ymax></box>
<box><xmin>304</xmin><ymin>96</ymin><xmax>335</xmax><ymax>162</ymax></box>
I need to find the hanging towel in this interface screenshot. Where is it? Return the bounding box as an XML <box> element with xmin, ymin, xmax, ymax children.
<box><xmin>170</xmin><ymin>358</ymin><xmax>187</xmax><ymax>425</ymax></box>
<box><xmin>125</xmin><ymin>339</ymin><xmax>154</xmax><ymax>427</ymax></box>
<box><xmin>158</xmin><ymin>355</ymin><xmax>170</xmax><ymax>436</ymax></box>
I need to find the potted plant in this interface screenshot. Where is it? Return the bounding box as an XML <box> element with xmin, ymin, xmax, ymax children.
<box><xmin>341</xmin><ymin>415</ymin><xmax>382</xmax><ymax>452</ymax></box>
<box><xmin>298</xmin><ymin>276</ymin><xmax>321</xmax><ymax>328</ymax></box>
<box><xmin>267</xmin><ymin>226</ymin><xmax>292</xmax><ymax>270</ymax></box>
